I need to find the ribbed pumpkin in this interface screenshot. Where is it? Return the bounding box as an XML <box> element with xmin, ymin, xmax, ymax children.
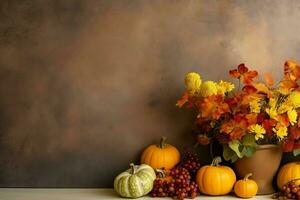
<box><xmin>196</xmin><ymin>157</ymin><xmax>236</xmax><ymax>195</ymax></box>
<box><xmin>141</xmin><ymin>137</ymin><xmax>180</xmax><ymax>170</ymax></box>
<box><xmin>234</xmin><ymin>173</ymin><xmax>258</xmax><ymax>198</ymax></box>
<box><xmin>277</xmin><ymin>162</ymin><xmax>300</xmax><ymax>190</ymax></box>
<box><xmin>114</xmin><ymin>163</ymin><xmax>156</xmax><ymax>198</ymax></box>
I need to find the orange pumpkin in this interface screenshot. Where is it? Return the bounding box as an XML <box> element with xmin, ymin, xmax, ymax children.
<box><xmin>141</xmin><ymin>137</ymin><xmax>180</xmax><ymax>170</ymax></box>
<box><xmin>277</xmin><ymin>162</ymin><xmax>300</xmax><ymax>190</ymax></box>
<box><xmin>234</xmin><ymin>173</ymin><xmax>258</xmax><ymax>198</ymax></box>
<box><xmin>196</xmin><ymin>157</ymin><xmax>236</xmax><ymax>195</ymax></box>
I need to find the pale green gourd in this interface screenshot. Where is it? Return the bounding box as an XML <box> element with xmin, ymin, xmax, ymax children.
<box><xmin>114</xmin><ymin>163</ymin><xmax>156</xmax><ymax>198</ymax></box>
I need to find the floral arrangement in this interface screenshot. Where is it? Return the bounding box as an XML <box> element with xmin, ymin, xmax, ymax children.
<box><xmin>177</xmin><ymin>61</ymin><xmax>300</xmax><ymax>162</ymax></box>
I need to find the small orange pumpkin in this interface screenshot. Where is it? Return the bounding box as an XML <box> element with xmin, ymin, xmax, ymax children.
<box><xmin>196</xmin><ymin>157</ymin><xmax>236</xmax><ymax>196</ymax></box>
<box><xmin>277</xmin><ymin>162</ymin><xmax>300</xmax><ymax>190</ymax></box>
<box><xmin>234</xmin><ymin>173</ymin><xmax>258</xmax><ymax>198</ymax></box>
<box><xmin>140</xmin><ymin>137</ymin><xmax>180</xmax><ymax>170</ymax></box>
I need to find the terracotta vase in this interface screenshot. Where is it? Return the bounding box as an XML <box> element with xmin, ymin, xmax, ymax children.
<box><xmin>234</xmin><ymin>144</ymin><xmax>282</xmax><ymax>195</ymax></box>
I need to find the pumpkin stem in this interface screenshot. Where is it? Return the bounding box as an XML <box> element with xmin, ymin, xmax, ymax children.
<box><xmin>244</xmin><ymin>173</ymin><xmax>253</xmax><ymax>180</ymax></box>
<box><xmin>159</xmin><ymin>137</ymin><xmax>167</xmax><ymax>148</ymax></box>
<box><xmin>211</xmin><ymin>156</ymin><xmax>222</xmax><ymax>166</ymax></box>
<box><xmin>130</xmin><ymin>163</ymin><xmax>135</xmax><ymax>174</ymax></box>
<box><xmin>155</xmin><ymin>169</ymin><xmax>166</xmax><ymax>178</ymax></box>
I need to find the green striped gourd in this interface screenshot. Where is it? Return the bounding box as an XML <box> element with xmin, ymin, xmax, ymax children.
<box><xmin>114</xmin><ymin>163</ymin><xmax>156</xmax><ymax>198</ymax></box>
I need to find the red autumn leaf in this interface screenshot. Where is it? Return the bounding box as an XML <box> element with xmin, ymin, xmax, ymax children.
<box><xmin>262</xmin><ymin>119</ymin><xmax>277</xmax><ymax>135</ymax></box>
<box><xmin>229</xmin><ymin>69</ymin><xmax>240</xmax><ymax>78</ymax></box>
<box><xmin>264</xmin><ymin>73</ymin><xmax>274</xmax><ymax>86</ymax></box>
<box><xmin>242</xmin><ymin>85</ymin><xmax>257</xmax><ymax>94</ymax></box>
<box><xmin>294</xmin><ymin>140</ymin><xmax>300</xmax><ymax>149</ymax></box>
<box><xmin>176</xmin><ymin>92</ymin><xmax>190</xmax><ymax>108</ymax></box>
<box><xmin>238</xmin><ymin>63</ymin><xmax>248</xmax><ymax>74</ymax></box>
<box><xmin>257</xmin><ymin>112</ymin><xmax>268</xmax><ymax>123</ymax></box>
<box><xmin>282</xmin><ymin>139</ymin><xmax>294</xmax><ymax>152</ymax></box>
<box><xmin>290</xmin><ymin>126</ymin><xmax>300</xmax><ymax>140</ymax></box>
<box><xmin>242</xmin><ymin>70</ymin><xmax>258</xmax><ymax>85</ymax></box>
<box><xmin>229</xmin><ymin>63</ymin><xmax>258</xmax><ymax>85</ymax></box>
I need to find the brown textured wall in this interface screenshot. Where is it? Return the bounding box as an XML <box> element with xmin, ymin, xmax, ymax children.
<box><xmin>0</xmin><ymin>0</ymin><xmax>300</xmax><ymax>187</ymax></box>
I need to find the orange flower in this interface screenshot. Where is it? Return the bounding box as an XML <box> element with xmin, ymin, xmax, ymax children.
<box><xmin>229</xmin><ymin>63</ymin><xmax>258</xmax><ymax>85</ymax></box>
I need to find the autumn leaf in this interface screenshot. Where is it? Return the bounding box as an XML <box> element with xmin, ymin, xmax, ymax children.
<box><xmin>253</xmin><ymin>83</ymin><xmax>272</xmax><ymax>97</ymax></box>
<box><xmin>199</xmin><ymin>95</ymin><xmax>229</xmax><ymax>120</ymax></box>
<box><xmin>284</xmin><ymin>60</ymin><xmax>300</xmax><ymax>81</ymax></box>
<box><xmin>242</xmin><ymin>70</ymin><xmax>258</xmax><ymax>85</ymax></box>
<box><xmin>242</xmin><ymin>85</ymin><xmax>257</xmax><ymax>94</ymax></box>
<box><xmin>262</xmin><ymin>119</ymin><xmax>277</xmax><ymax>135</ymax></box>
<box><xmin>220</xmin><ymin>114</ymin><xmax>248</xmax><ymax>140</ymax></box>
<box><xmin>276</xmin><ymin>114</ymin><xmax>290</xmax><ymax>127</ymax></box>
<box><xmin>229</xmin><ymin>63</ymin><xmax>258</xmax><ymax>85</ymax></box>
<box><xmin>282</xmin><ymin>139</ymin><xmax>294</xmax><ymax>152</ymax></box>
<box><xmin>279</xmin><ymin>80</ymin><xmax>298</xmax><ymax>94</ymax></box>
<box><xmin>176</xmin><ymin>92</ymin><xmax>190</xmax><ymax>108</ymax></box>
<box><xmin>264</xmin><ymin>73</ymin><xmax>274</xmax><ymax>86</ymax></box>
<box><xmin>290</xmin><ymin>126</ymin><xmax>300</xmax><ymax>140</ymax></box>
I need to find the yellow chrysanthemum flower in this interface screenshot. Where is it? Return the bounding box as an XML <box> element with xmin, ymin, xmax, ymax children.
<box><xmin>217</xmin><ymin>80</ymin><xmax>235</xmax><ymax>94</ymax></box>
<box><xmin>277</xmin><ymin>99</ymin><xmax>293</xmax><ymax>114</ymax></box>
<box><xmin>287</xmin><ymin>109</ymin><xmax>298</xmax><ymax>125</ymax></box>
<box><xmin>249</xmin><ymin>124</ymin><xmax>266</xmax><ymax>140</ymax></box>
<box><xmin>269</xmin><ymin>98</ymin><xmax>277</xmax><ymax>108</ymax></box>
<box><xmin>272</xmin><ymin>125</ymin><xmax>288</xmax><ymax>139</ymax></box>
<box><xmin>266</xmin><ymin>98</ymin><xmax>278</xmax><ymax>119</ymax></box>
<box><xmin>266</xmin><ymin>107</ymin><xmax>278</xmax><ymax>119</ymax></box>
<box><xmin>199</xmin><ymin>81</ymin><xmax>218</xmax><ymax>97</ymax></box>
<box><xmin>289</xmin><ymin>91</ymin><xmax>300</xmax><ymax>108</ymax></box>
<box><xmin>249</xmin><ymin>99</ymin><xmax>261</xmax><ymax>113</ymax></box>
<box><xmin>185</xmin><ymin>72</ymin><xmax>202</xmax><ymax>95</ymax></box>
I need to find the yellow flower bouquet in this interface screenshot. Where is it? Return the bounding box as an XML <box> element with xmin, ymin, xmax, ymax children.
<box><xmin>177</xmin><ymin>61</ymin><xmax>300</xmax><ymax>162</ymax></box>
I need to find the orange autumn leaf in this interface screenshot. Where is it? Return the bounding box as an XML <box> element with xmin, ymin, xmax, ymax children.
<box><xmin>264</xmin><ymin>73</ymin><xmax>274</xmax><ymax>86</ymax></box>
<box><xmin>176</xmin><ymin>92</ymin><xmax>189</xmax><ymax>108</ymax></box>
<box><xmin>199</xmin><ymin>95</ymin><xmax>229</xmax><ymax>120</ymax></box>
<box><xmin>253</xmin><ymin>83</ymin><xmax>272</xmax><ymax>97</ymax></box>
<box><xmin>242</xmin><ymin>70</ymin><xmax>258</xmax><ymax>85</ymax></box>
<box><xmin>220</xmin><ymin>114</ymin><xmax>248</xmax><ymax>140</ymax></box>
<box><xmin>284</xmin><ymin>60</ymin><xmax>300</xmax><ymax>81</ymax></box>
<box><xmin>242</xmin><ymin>85</ymin><xmax>257</xmax><ymax>94</ymax></box>
<box><xmin>229</xmin><ymin>63</ymin><xmax>258</xmax><ymax>85</ymax></box>
<box><xmin>245</xmin><ymin>113</ymin><xmax>257</xmax><ymax>125</ymax></box>
<box><xmin>276</xmin><ymin>114</ymin><xmax>290</xmax><ymax>127</ymax></box>
<box><xmin>279</xmin><ymin>80</ymin><xmax>298</xmax><ymax>93</ymax></box>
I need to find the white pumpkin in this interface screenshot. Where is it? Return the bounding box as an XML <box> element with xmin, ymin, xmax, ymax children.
<box><xmin>114</xmin><ymin>163</ymin><xmax>156</xmax><ymax>198</ymax></box>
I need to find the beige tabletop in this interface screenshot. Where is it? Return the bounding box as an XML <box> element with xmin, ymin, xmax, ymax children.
<box><xmin>0</xmin><ymin>188</ymin><xmax>273</xmax><ymax>200</ymax></box>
